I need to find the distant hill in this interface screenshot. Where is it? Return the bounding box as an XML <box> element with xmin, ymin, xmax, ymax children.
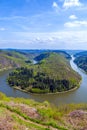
<box><xmin>0</xmin><ymin>50</ymin><xmax>32</xmax><ymax>71</ymax></box>
<box><xmin>34</xmin><ymin>52</ymin><xmax>50</xmax><ymax>61</ymax></box>
<box><xmin>51</xmin><ymin>50</ymin><xmax>71</xmax><ymax>59</ymax></box>
<box><xmin>74</xmin><ymin>51</ymin><xmax>87</xmax><ymax>57</ymax></box>
<box><xmin>7</xmin><ymin>49</ymin><xmax>71</xmax><ymax>60</ymax></box>
<box><xmin>34</xmin><ymin>51</ymin><xmax>71</xmax><ymax>61</ymax></box>
<box><xmin>0</xmin><ymin>49</ymin><xmax>71</xmax><ymax>71</ymax></box>
<box><xmin>66</xmin><ymin>50</ymin><xmax>83</xmax><ymax>55</ymax></box>
<box><xmin>8</xmin><ymin>52</ymin><xmax>81</xmax><ymax>93</ymax></box>
<box><xmin>0</xmin><ymin>49</ymin><xmax>69</xmax><ymax>70</ymax></box>
<box><xmin>74</xmin><ymin>51</ymin><xmax>87</xmax><ymax>72</ymax></box>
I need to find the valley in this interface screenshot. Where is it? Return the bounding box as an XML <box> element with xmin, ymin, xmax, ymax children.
<box><xmin>0</xmin><ymin>49</ymin><xmax>86</xmax><ymax>106</ymax></box>
<box><xmin>0</xmin><ymin>49</ymin><xmax>87</xmax><ymax>130</ymax></box>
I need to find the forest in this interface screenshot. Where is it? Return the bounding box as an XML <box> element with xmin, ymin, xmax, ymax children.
<box><xmin>74</xmin><ymin>51</ymin><xmax>87</xmax><ymax>73</ymax></box>
<box><xmin>8</xmin><ymin>67</ymin><xmax>75</xmax><ymax>93</ymax></box>
<box><xmin>8</xmin><ymin>52</ymin><xmax>81</xmax><ymax>93</ymax></box>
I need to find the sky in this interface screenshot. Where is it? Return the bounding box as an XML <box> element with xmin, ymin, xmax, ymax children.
<box><xmin>0</xmin><ymin>0</ymin><xmax>87</xmax><ymax>49</ymax></box>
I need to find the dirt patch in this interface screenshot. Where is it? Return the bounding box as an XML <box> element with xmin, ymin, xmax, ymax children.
<box><xmin>69</xmin><ymin>110</ymin><xmax>87</xmax><ymax>118</ymax></box>
<box><xmin>65</xmin><ymin>110</ymin><xmax>87</xmax><ymax>130</ymax></box>
<box><xmin>19</xmin><ymin>104</ymin><xmax>40</xmax><ymax>119</ymax></box>
<box><xmin>80</xmin><ymin>127</ymin><xmax>87</xmax><ymax>130</ymax></box>
<box><xmin>7</xmin><ymin>102</ymin><xmax>40</xmax><ymax>119</ymax></box>
<box><xmin>0</xmin><ymin>115</ymin><xmax>13</xmax><ymax>130</ymax></box>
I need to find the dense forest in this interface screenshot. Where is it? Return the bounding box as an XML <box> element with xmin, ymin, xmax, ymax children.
<box><xmin>34</xmin><ymin>51</ymin><xmax>71</xmax><ymax>61</ymax></box>
<box><xmin>8</xmin><ymin>67</ymin><xmax>75</xmax><ymax>93</ymax></box>
<box><xmin>8</xmin><ymin>52</ymin><xmax>81</xmax><ymax>93</ymax></box>
<box><xmin>74</xmin><ymin>51</ymin><xmax>87</xmax><ymax>73</ymax></box>
<box><xmin>74</xmin><ymin>56</ymin><xmax>87</xmax><ymax>72</ymax></box>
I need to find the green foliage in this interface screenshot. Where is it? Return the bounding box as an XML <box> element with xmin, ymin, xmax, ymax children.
<box><xmin>30</xmin><ymin>88</ymin><xmax>49</xmax><ymax>93</ymax></box>
<box><xmin>74</xmin><ymin>55</ymin><xmax>87</xmax><ymax>72</ymax></box>
<box><xmin>34</xmin><ymin>52</ymin><xmax>50</xmax><ymax>61</ymax></box>
<box><xmin>0</xmin><ymin>92</ymin><xmax>87</xmax><ymax>129</ymax></box>
<box><xmin>0</xmin><ymin>50</ymin><xmax>33</xmax><ymax>70</ymax></box>
<box><xmin>8</xmin><ymin>53</ymin><xmax>81</xmax><ymax>93</ymax></box>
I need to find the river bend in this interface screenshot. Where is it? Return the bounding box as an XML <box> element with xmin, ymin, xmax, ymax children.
<box><xmin>0</xmin><ymin>57</ymin><xmax>87</xmax><ymax>106</ymax></box>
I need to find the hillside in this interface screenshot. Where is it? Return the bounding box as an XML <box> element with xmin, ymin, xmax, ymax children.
<box><xmin>0</xmin><ymin>50</ymin><xmax>71</xmax><ymax>71</ymax></box>
<box><xmin>34</xmin><ymin>51</ymin><xmax>71</xmax><ymax>61</ymax></box>
<box><xmin>8</xmin><ymin>52</ymin><xmax>81</xmax><ymax>93</ymax></box>
<box><xmin>74</xmin><ymin>51</ymin><xmax>87</xmax><ymax>72</ymax></box>
<box><xmin>74</xmin><ymin>51</ymin><xmax>87</xmax><ymax>57</ymax></box>
<box><xmin>0</xmin><ymin>50</ymin><xmax>33</xmax><ymax>71</ymax></box>
<box><xmin>0</xmin><ymin>92</ymin><xmax>87</xmax><ymax>130</ymax></box>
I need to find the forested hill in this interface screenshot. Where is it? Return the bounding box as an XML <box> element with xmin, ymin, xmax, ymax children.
<box><xmin>37</xmin><ymin>53</ymin><xmax>81</xmax><ymax>84</ymax></box>
<box><xmin>34</xmin><ymin>51</ymin><xmax>71</xmax><ymax>61</ymax></box>
<box><xmin>0</xmin><ymin>49</ymin><xmax>71</xmax><ymax>71</ymax></box>
<box><xmin>0</xmin><ymin>50</ymin><xmax>33</xmax><ymax>70</ymax></box>
<box><xmin>74</xmin><ymin>51</ymin><xmax>87</xmax><ymax>57</ymax></box>
<box><xmin>74</xmin><ymin>51</ymin><xmax>87</xmax><ymax>73</ymax></box>
<box><xmin>8</xmin><ymin>52</ymin><xmax>81</xmax><ymax>93</ymax></box>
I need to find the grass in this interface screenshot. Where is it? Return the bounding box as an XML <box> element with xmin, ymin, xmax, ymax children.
<box><xmin>12</xmin><ymin>115</ymin><xmax>49</xmax><ymax>130</ymax></box>
<box><xmin>30</xmin><ymin>88</ymin><xmax>49</xmax><ymax>93</ymax></box>
<box><xmin>0</xmin><ymin>50</ymin><xmax>33</xmax><ymax>71</ymax></box>
<box><xmin>0</xmin><ymin>92</ymin><xmax>87</xmax><ymax>130</ymax></box>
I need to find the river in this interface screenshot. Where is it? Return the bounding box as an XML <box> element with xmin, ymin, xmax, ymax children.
<box><xmin>0</xmin><ymin>56</ymin><xmax>87</xmax><ymax>106</ymax></box>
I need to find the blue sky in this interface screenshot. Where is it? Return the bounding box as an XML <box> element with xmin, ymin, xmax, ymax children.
<box><xmin>0</xmin><ymin>0</ymin><xmax>87</xmax><ymax>49</ymax></box>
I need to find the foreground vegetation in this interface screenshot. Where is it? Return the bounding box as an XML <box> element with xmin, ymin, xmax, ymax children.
<box><xmin>0</xmin><ymin>92</ymin><xmax>87</xmax><ymax>130</ymax></box>
<box><xmin>8</xmin><ymin>52</ymin><xmax>81</xmax><ymax>93</ymax></box>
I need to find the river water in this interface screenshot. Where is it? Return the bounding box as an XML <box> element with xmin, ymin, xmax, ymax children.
<box><xmin>0</xmin><ymin>57</ymin><xmax>87</xmax><ymax>106</ymax></box>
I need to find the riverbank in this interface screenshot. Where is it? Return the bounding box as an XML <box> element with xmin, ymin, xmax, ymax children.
<box><xmin>13</xmin><ymin>84</ymin><xmax>81</xmax><ymax>95</ymax></box>
<box><xmin>0</xmin><ymin>67</ymin><xmax>13</xmax><ymax>72</ymax></box>
<box><xmin>0</xmin><ymin>56</ymin><xmax>87</xmax><ymax>106</ymax></box>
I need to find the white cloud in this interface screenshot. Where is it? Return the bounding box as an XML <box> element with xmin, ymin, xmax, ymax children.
<box><xmin>69</xmin><ymin>15</ymin><xmax>77</xmax><ymax>20</ymax></box>
<box><xmin>52</xmin><ymin>2</ymin><xmax>58</xmax><ymax>8</ymax></box>
<box><xmin>64</xmin><ymin>20</ymin><xmax>87</xmax><ymax>27</ymax></box>
<box><xmin>0</xmin><ymin>28</ymin><xmax>6</xmax><ymax>31</ymax></box>
<box><xmin>63</xmin><ymin>0</ymin><xmax>82</xmax><ymax>9</ymax></box>
<box><xmin>52</xmin><ymin>2</ymin><xmax>60</xmax><ymax>12</ymax></box>
<box><xmin>1</xmin><ymin>31</ymin><xmax>87</xmax><ymax>49</ymax></box>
